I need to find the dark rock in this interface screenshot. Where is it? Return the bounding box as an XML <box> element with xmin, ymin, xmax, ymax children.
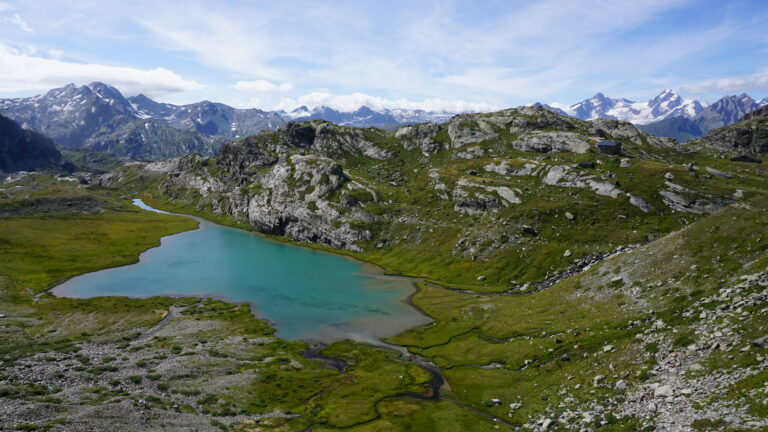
<box><xmin>453</xmin><ymin>195</ymin><xmax>503</xmax><ymax>215</ymax></box>
<box><xmin>559</xmin><ymin>353</ymin><xmax>570</xmax><ymax>361</ymax></box>
<box><xmin>521</xmin><ymin>225</ymin><xmax>538</xmax><ymax>236</ymax></box>
<box><xmin>730</xmin><ymin>155</ymin><xmax>762</xmax><ymax>163</ymax></box>
<box><xmin>752</xmin><ymin>335</ymin><xmax>768</xmax><ymax>348</ymax></box>
<box><xmin>0</xmin><ymin>114</ymin><xmax>61</xmax><ymax>173</ymax></box>
<box><xmin>695</xmin><ymin>105</ymin><xmax>768</xmax><ymax>154</ymax></box>
<box><xmin>284</xmin><ymin>122</ymin><xmax>316</xmax><ymax>147</ymax></box>
<box><xmin>340</xmin><ymin>194</ymin><xmax>359</xmax><ymax>207</ymax></box>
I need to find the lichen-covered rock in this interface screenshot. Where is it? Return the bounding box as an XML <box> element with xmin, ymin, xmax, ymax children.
<box><xmin>542</xmin><ymin>165</ymin><xmax>624</xmax><ymax>198</ymax></box>
<box><xmin>659</xmin><ymin>181</ymin><xmax>730</xmax><ymax>214</ymax></box>
<box><xmin>395</xmin><ymin>123</ymin><xmax>443</xmax><ymax>155</ymax></box>
<box><xmin>447</xmin><ymin>117</ymin><xmax>498</xmax><ymax>148</ymax></box>
<box><xmin>588</xmin><ymin>118</ymin><xmax>675</xmax><ymax>147</ymax></box>
<box><xmin>512</xmin><ymin>132</ymin><xmax>593</xmax><ymax>154</ymax></box>
<box><xmin>694</xmin><ymin>106</ymin><xmax>768</xmax><ymax>154</ymax></box>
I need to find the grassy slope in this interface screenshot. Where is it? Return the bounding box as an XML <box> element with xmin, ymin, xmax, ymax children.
<box><xmin>390</xmin><ymin>195</ymin><xmax>768</xmax><ymax>427</ymax></box>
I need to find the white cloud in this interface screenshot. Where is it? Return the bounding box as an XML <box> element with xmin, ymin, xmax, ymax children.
<box><xmin>0</xmin><ymin>2</ymin><xmax>11</xmax><ymax>12</ymax></box>
<box><xmin>132</xmin><ymin>0</ymin><xmax>704</xmax><ymax>106</ymax></box>
<box><xmin>232</xmin><ymin>80</ymin><xmax>293</xmax><ymax>93</ymax></box>
<box><xmin>7</xmin><ymin>13</ymin><xmax>32</xmax><ymax>33</ymax></box>
<box><xmin>681</xmin><ymin>71</ymin><xmax>768</xmax><ymax>94</ymax></box>
<box><xmin>275</xmin><ymin>91</ymin><xmax>499</xmax><ymax>113</ymax></box>
<box><xmin>0</xmin><ymin>0</ymin><xmax>758</xmax><ymax>108</ymax></box>
<box><xmin>0</xmin><ymin>43</ymin><xmax>203</xmax><ymax>98</ymax></box>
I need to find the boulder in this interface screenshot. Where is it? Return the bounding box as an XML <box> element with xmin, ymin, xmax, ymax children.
<box><xmin>730</xmin><ymin>155</ymin><xmax>762</xmax><ymax>163</ymax></box>
<box><xmin>751</xmin><ymin>335</ymin><xmax>768</xmax><ymax>348</ymax></box>
<box><xmin>653</xmin><ymin>384</ymin><xmax>673</xmax><ymax>397</ymax></box>
<box><xmin>629</xmin><ymin>194</ymin><xmax>654</xmax><ymax>212</ymax></box>
<box><xmin>705</xmin><ymin>167</ymin><xmax>734</xmax><ymax>178</ymax></box>
<box><xmin>512</xmin><ymin>131</ymin><xmax>592</xmax><ymax>154</ymax></box>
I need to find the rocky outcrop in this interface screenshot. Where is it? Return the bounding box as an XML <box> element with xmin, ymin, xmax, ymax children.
<box><xmin>158</xmin><ymin>135</ymin><xmax>372</xmax><ymax>252</ymax></box>
<box><xmin>447</xmin><ymin>117</ymin><xmax>498</xmax><ymax>148</ymax></box>
<box><xmin>453</xmin><ymin>192</ymin><xmax>503</xmax><ymax>215</ymax></box>
<box><xmin>695</xmin><ymin>105</ymin><xmax>768</xmax><ymax>154</ymax></box>
<box><xmin>313</xmin><ymin>122</ymin><xmax>391</xmax><ymax>160</ymax></box>
<box><xmin>589</xmin><ymin>118</ymin><xmax>676</xmax><ymax>147</ymax></box>
<box><xmin>659</xmin><ymin>181</ymin><xmax>730</xmax><ymax>214</ymax></box>
<box><xmin>395</xmin><ymin>123</ymin><xmax>443</xmax><ymax>155</ymax></box>
<box><xmin>542</xmin><ymin>165</ymin><xmax>623</xmax><ymax>198</ymax></box>
<box><xmin>511</xmin><ymin>132</ymin><xmax>592</xmax><ymax>154</ymax></box>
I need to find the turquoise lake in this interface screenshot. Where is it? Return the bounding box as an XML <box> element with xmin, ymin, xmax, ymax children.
<box><xmin>53</xmin><ymin>199</ymin><xmax>430</xmax><ymax>343</ymax></box>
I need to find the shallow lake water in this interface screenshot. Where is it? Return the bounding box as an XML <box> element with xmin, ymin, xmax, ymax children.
<box><xmin>53</xmin><ymin>199</ymin><xmax>430</xmax><ymax>343</ymax></box>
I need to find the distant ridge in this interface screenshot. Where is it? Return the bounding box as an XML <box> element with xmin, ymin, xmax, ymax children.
<box><xmin>0</xmin><ymin>113</ymin><xmax>61</xmax><ymax>173</ymax></box>
<box><xmin>537</xmin><ymin>90</ymin><xmax>768</xmax><ymax>141</ymax></box>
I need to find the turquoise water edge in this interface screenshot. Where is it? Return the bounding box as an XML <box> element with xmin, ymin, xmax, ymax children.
<box><xmin>53</xmin><ymin>199</ymin><xmax>429</xmax><ymax>343</ymax></box>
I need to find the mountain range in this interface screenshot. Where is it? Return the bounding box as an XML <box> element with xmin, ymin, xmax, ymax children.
<box><xmin>0</xmin><ymin>83</ymin><xmax>455</xmax><ymax>160</ymax></box>
<box><xmin>283</xmin><ymin>105</ymin><xmax>455</xmax><ymax>127</ymax></box>
<box><xmin>0</xmin><ymin>83</ymin><xmax>234</xmax><ymax>161</ymax></box>
<box><xmin>541</xmin><ymin>90</ymin><xmax>768</xmax><ymax>142</ymax></box>
<box><xmin>1</xmin><ymin>83</ymin><xmax>766</xmax><ymax>161</ymax></box>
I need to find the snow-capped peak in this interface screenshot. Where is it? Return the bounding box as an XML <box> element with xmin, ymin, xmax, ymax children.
<box><xmin>551</xmin><ymin>90</ymin><xmax>706</xmax><ymax>125</ymax></box>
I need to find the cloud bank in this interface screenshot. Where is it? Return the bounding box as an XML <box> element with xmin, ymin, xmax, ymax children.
<box><xmin>275</xmin><ymin>91</ymin><xmax>499</xmax><ymax>113</ymax></box>
<box><xmin>0</xmin><ymin>44</ymin><xmax>203</xmax><ymax>98</ymax></box>
<box><xmin>681</xmin><ymin>71</ymin><xmax>768</xmax><ymax>94</ymax></box>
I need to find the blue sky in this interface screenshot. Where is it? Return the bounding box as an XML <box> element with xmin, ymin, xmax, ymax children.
<box><xmin>0</xmin><ymin>0</ymin><xmax>766</xmax><ymax>111</ymax></box>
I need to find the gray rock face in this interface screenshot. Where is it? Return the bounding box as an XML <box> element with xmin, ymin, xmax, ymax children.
<box><xmin>505</xmin><ymin>106</ymin><xmax>578</xmax><ymax>132</ymax></box>
<box><xmin>452</xmin><ymin>189</ymin><xmax>503</xmax><ymax>215</ymax></box>
<box><xmin>312</xmin><ymin>123</ymin><xmax>391</xmax><ymax>160</ymax></box>
<box><xmin>395</xmin><ymin>123</ymin><xmax>443</xmax><ymax>155</ymax></box>
<box><xmin>659</xmin><ymin>181</ymin><xmax>731</xmax><ymax>214</ymax></box>
<box><xmin>696</xmin><ymin>105</ymin><xmax>768</xmax><ymax>154</ymax></box>
<box><xmin>751</xmin><ymin>335</ymin><xmax>768</xmax><ymax>348</ymax></box>
<box><xmin>157</xmin><ymin>130</ymin><xmax>375</xmax><ymax>252</ymax></box>
<box><xmin>629</xmin><ymin>195</ymin><xmax>654</xmax><ymax>212</ymax></box>
<box><xmin>447</xmin><ymin>117</ymin><xmax>497</xmax><ymax>148</ymax></box>
<box><xmin>705</xmin><ymin>167</ymin><xmax>734</xmax><ymax>178</ymax></box>
<box><xmin>542</xmin><ymin>165</ymin><xmax>623</xmax><ymax>198</ymax></box>
<box><xmin>589</xmin><ymin>118</ymin><xmax>675</xmax><ymax>147</ymax></box>
<box><xmin>512</xmin><ymin>132</ymin><xmax>592</xmax><ymax>154</ymax></box>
